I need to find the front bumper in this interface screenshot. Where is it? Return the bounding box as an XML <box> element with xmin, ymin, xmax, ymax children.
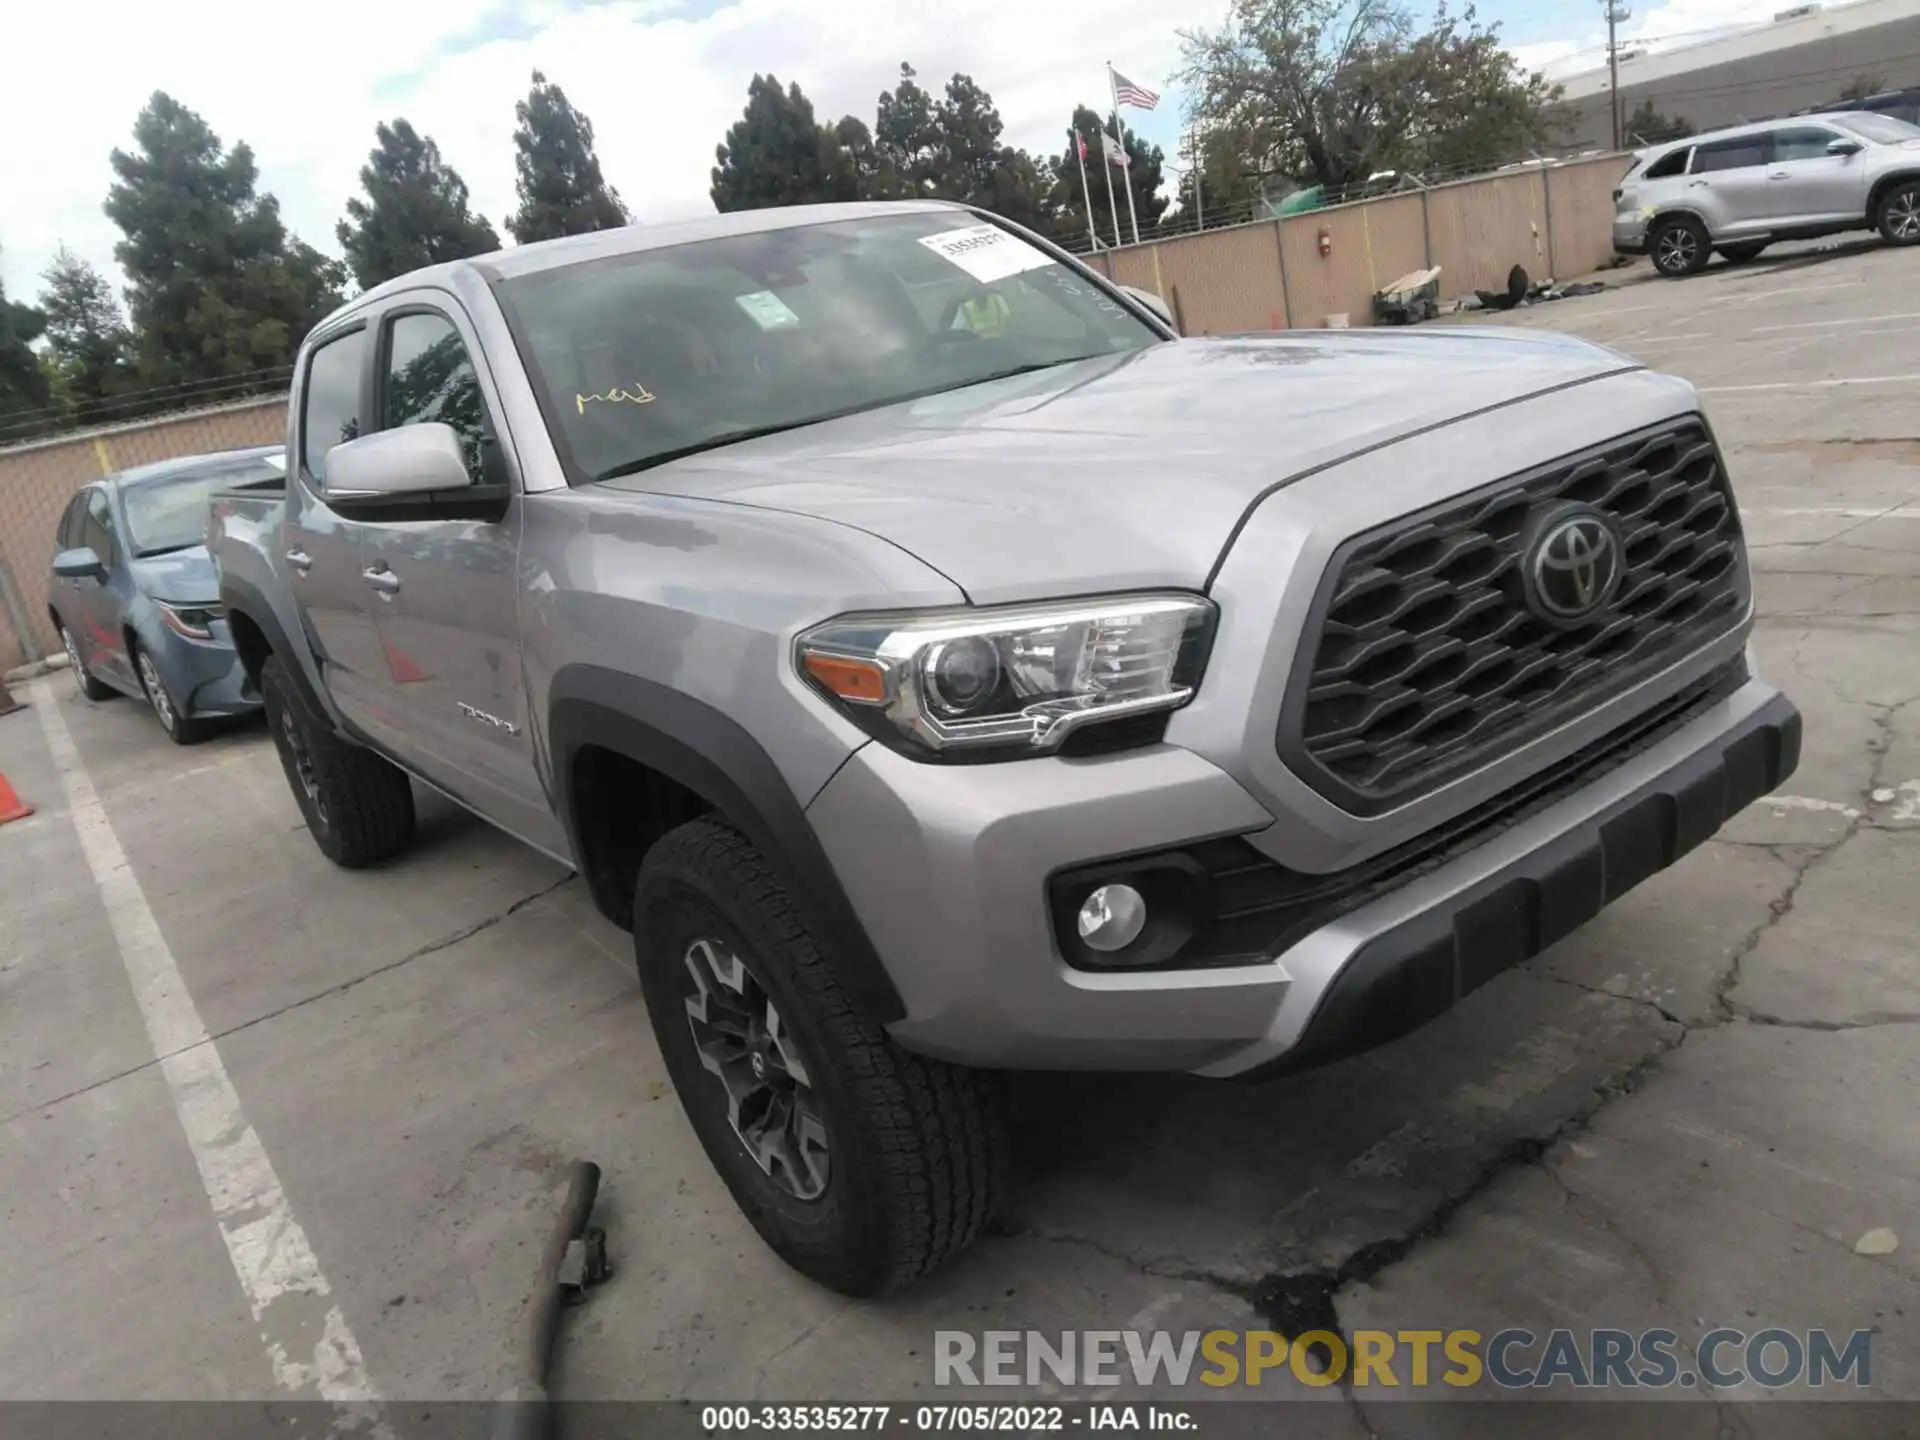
<box><xmin>146</xmin><ymin>619</ymin><xmax>259</xmax><ymax>718</ymax></box>
<box><xmin>806</xmin><ymin>674</ymin><xmax>1799</xmax><ymax>1076</ymax></box>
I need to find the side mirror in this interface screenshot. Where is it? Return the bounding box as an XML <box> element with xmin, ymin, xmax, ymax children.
<box><xmin>324</xmin><ymin>423</ymin><xmax>471</xmax><ymax>500</ymax></box>
<box><xmin>1827</xmin><ymin>137</ymin><xmax>1865</xmax><ymax>156</ymax></box>
<box><xmin>53</xmin><ymin>546</ymin><xmax>106</xmax><ymax>581</ymax></box>
<box><xmin>1119</xmin><ymin>284</ymin><xmax>1176</xmax><ymax>330</ymax></box>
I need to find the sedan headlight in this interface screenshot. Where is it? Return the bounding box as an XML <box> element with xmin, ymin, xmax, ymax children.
<box><xmin>154</xmin><ymin>600</ymin><xmax>219</xmax><ymax>640</ymax></box>
<box><xmin>796</xmin><ymin>594</ymin><xmax>1217</xmax><ymax>758</ymax></box>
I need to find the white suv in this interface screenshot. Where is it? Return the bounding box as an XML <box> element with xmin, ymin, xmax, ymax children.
<box><xmin>1614</xmin><ymin>111</ymin><xmax>1920</xmax><ymax>276</ymax></box>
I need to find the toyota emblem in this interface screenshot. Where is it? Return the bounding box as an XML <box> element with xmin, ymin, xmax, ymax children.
<box><xmin>1523</xmin><ymin>505</ymin><xmax>1624</xmax><ymax>625</ymax></box>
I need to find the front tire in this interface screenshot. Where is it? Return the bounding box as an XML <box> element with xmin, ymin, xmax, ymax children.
<box><xmin>1651</xmin><ymin>216</ymin><xmax>1710</xmax><ymax>276</ymax></box>
<box><xmin>1876</xmin><ymin>180</ymin><xmax>1920</xmax><ymax>245</ymax></box>
<box><xmin>634</xmin><ymin>818</ymin><xmax>1005</xmax><ymax>1296</ymax></box>
<box><xmin>60</xmin><ymin>625</ymin><xmax>114</xmax><ymax>702</ymax></box>
<box><xmin>135</xmin><ymin>645</ymin><xmax>210</xmax><ymax>745</ymax></box>
<box><xmin>260</xmin><ymin>653</ymin><xmax>415</xmax><ymax>867</ymax></box>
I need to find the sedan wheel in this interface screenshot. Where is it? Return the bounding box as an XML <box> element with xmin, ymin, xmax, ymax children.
<box><xmin>61</xmin><ymin>626</ymin><xmax>114</xmax><ymax>702</ymax></box>
<box><xmin>136</xmin><ymin>649</ymin><xmax>207</xmax><ymax>744</ymax></box>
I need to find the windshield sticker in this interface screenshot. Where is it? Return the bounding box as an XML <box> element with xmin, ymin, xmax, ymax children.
<box><xmin>735</xmin><ymin>290</ymin><xmax>802</xmax><ymax>330</ymax></box>
<box><xmin>576</xmin><ymin>383</ymin><xmax>656</xmax><ymax>415</ymax></box>
<box><xmin>917</xmin><ymin>224</ymin><xmax>1054</xmax><ymax>284</ymax></box>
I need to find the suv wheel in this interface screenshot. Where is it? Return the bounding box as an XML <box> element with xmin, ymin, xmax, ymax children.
<box><xmin>260</xmin><ymin>653</ymin><xmax>415</xmax><ymax>867</ymax></box>
<box><xmin>634</xmin><ymin>817</ymin><xmax>1006</xmax><ymax>1297</ymax></box>
<box><xmin>135</xmin><ymin>645</ymin><xmax>210</xmax><ymax>745</ymax></box>
<box><xmin>1876</xmin><ymin>181</ymin><xmax>1920</xmax><ymax>245</ymax></box>
<box><xmin>1717</xmin><ymin>241</ymin><xmax>1769</xmax><ymax>265</ymax></box>
<box><xmin>1652</xmin><ymin>216</ymin><xmax>1710</xmax><ymax>276</ymax></box>
<box><xmin>60</xmin><ymin>625</ymin><xmax>115</xmax><ymax>702</ymax></box>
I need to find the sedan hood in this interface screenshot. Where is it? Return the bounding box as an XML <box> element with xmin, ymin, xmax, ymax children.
<box><xmin>604</xmin><ymin>329</ymin><xmax>1639</xmax><ymax>603</ymax></box>
<box><xmin>130</xmin><ymin>544</ymin><xmax>219</xmax><ymax>604</ymax></box>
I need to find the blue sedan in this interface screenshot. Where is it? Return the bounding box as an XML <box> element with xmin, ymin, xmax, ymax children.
<box><xmin>48</xmin><ymin>445</ymin><xmax>283</xmax><ymax>743</ymax></box>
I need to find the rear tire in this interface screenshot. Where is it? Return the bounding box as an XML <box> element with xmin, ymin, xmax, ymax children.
<box><xmin>634</xmin><ymin>817</ymin><xmax>1006</xmax><ymax>1297</ymax></box>
<box><xmin>1651</xmin><ymin>216</ymin><xmax>1710</xmax><ymax>276</ymax></box>
<box><xmin>260</xmin><ymin>653</ymin><xmax>415</xmax><ymax>867</ymax></box>
<box><xmin>134</xmin><ymin>645</ymin><xmax>211</xmax><ymax>746</ymax></box>
<box><xmin>59</xmin><ymin>625</ymin><xmax>114</xmax><ymax>702</ymax></box>
<box><xmin>1875</xmin><ymin>180</ymin><xmax>1920</xmax><ymax>245</ymax></box>
<box><xmin>1717</xmin><ymin>241</ymin><xmax>1769</xmax><ymax>264</ymax></box>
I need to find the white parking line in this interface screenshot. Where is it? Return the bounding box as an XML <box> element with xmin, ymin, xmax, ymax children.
<box><xmin>1751</xmin><ymin>310</ymin><xmax>1920</xmax><ymax>333</ymax></box>
<box><xmin>1699</xmin><ymin>375</ymin><xmax>1920</xmax><ymax>394</ymax></box>
<box><xmin>1744</xmin><ymin>507</ymin><xmax>1920</xmax><ymax>519</ymax></box>
<box><xmin>29</xmin><ymin>683</ymin><xmax>391</xmax><ymax>1430</ymax></box>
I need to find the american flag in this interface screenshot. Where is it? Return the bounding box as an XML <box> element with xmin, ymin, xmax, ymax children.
<box><xmin>1111</xmin><ymin>70</ymin><xmax>1159</xmax><ymax>110</ymax></box>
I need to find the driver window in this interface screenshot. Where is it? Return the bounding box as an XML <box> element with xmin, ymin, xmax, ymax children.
<box><xmin>83</xmin><ymin>491</ymin><xmax>118</xmax><ymax>566</ymax></box>
<box><xmin>383</xmin><ymin>312</ymin><xmax>490</xmax><ymax>485</ymax></box>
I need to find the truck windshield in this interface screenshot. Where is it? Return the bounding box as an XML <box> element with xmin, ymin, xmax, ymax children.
<box><xmin>496</xmin><ymin>212</ymin><xmax>1163</xmax><ymax>484</ymax></box>
<box><xmin>122</xmin><ymin>456</ymin><xmax>285</xmax><ymax>556</ymax></box>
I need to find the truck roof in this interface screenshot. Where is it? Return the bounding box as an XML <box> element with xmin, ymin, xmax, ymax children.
<box><xmin>340</xmin><ymin>199</ymin><xmax>974</xmax><ymax>315</ymax></box>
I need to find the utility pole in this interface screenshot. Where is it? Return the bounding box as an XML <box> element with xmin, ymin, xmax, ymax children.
<box><xmin>1603</xmin><ymin>1</ymin><xmax>1632</xmax><ymax>149</ymax></box>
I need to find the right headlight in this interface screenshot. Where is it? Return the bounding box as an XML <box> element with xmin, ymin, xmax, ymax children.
<box><xmin>795</xmin><ymin>593</ymin><xmax>1217</xmax><ymax>760</ymax></box>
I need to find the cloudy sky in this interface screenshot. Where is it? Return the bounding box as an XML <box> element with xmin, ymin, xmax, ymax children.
<box><xmin>0</xmin><ymin>0</ymin><xmax>1768</xmax><ymax>299</ymax></box>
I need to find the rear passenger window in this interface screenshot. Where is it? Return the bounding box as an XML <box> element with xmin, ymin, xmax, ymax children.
<box><xmin>1643</xmin><ymin>148</ymin><xmax>1691</xmax><ymax>179</ymax></box>
<box><xmin>301</xmin><ymin>330</ymin><xmax>365</xmax><ymax>485</ymax></box>
<box><xmin>382</xmin><ymin>312</ymin><xmax>488</xmax><ymax>485</ymax></box>
<box><xmin>1692</xmin><ymin>137</ymin><xmax>1767</xmax><ymax>173</ymax></box>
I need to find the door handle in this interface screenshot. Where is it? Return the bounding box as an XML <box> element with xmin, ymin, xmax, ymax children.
<box><xmin>285</xmin><ymin>547</ymin><xmax>312</xmax><ymax>573</ymax></box>
<box><xmin>1768</xmin><ymin>171</ymin><xmax>1791</xmax><ymax>180</ymax></box>
<box><xmin>361</xmin><ymin>566</ymin><xmax>402</xmax><ymax>596</ymax></box>
<box><xmin>1685</xmin><ymin>180</ymin><xmax>1709</xmax><ymax>188</ymax></box>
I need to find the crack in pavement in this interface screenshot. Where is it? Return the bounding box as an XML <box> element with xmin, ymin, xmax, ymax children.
<box><xmin>2</xmin><ymin>875</ymin><xmax>577</xmax><ymax>1130</ymax></box>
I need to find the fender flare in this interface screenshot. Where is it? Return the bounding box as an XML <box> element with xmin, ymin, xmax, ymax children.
<box><xmin>219</xmin><ymin>575</ymin><xmax>333</xmax><ymax>723</ymax></box>
<box><xmin>548</xmin><ymin>665</ymin><xmax>906</xmax><ymax>1024</ymax></box>
<box><xmin>1868</xmin><ymin>170</ymin><xmax>1920</xmax><ymax>220</ymax></box>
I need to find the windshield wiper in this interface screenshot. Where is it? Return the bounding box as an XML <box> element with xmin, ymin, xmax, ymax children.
<box><xmin>136</xmin><ymin>543</ymin><xmax>200</xmax><ymax>558</ymax></box>
<box><xmin>589</xmin><ymin>356</ymin><xmax>1099</xmax><ymax>485</ymax></box>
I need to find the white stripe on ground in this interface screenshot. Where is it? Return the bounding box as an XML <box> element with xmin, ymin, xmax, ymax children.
<box><xmin>1750</xmin><ymin>311</ymin><xmax>1920</xmax><ymax>333</ymax></box>
<box><xmin>1745</xmin><ymin>507</ymin><xmax>1920</xmax><ymax>519</ymax></box>
<box><xmin>29</xmin><ymin>683</ymin><xmax>391</xmax><ymax>1432</ymax></box>
<box><xmin>1698</xmin><ymin>375</ymin><xmax>1920</xmax><ymax>393</ymax></box>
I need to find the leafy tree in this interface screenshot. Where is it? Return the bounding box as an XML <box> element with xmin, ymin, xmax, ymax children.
<box><xmin>711</xmin><ymin>75</ymin><xmax>840</xmax><ymax>211</ymax></box>
<box><xmin>337</xmin><ymin>119</ymin><xmax>499</xmax><ymax>291</ymax></box>
<box><xmin>874</xmin><ymin>63</ymin><xmax>945</xmax><ymax>199</ymax></box>
<box><xmin>1839</xmin><ymin>73</ymin><xmax>1887</xmax><ymax>102</ymax></box>
<box><xmin>1168</xmin><ymin>127</ymin><xmax>1266</xmax><ymax>231</ymax></box>
<box><xmin>0</xmin><ymin>254</ymin><xmax>54</xmax><ymax>435</ymax></box>
<box><xmin>105</xmin><ymin>92</ymin><xmax>344</xmax><ymax>391</ymax></box>
<box><xmin>507</xmin><ymin>71</ymin><xmax>630</xmax><ymax>244</ymax></box>
<box><xmin>1180</xmin><ymin>0</ymin><xmax>1562</xmax><ymax>190</ymax></box>
<box><xmin>1623</xmin><ymin>98</ymin><xmax>1694</xmax><ymax>146</ymax></box>
<box><xmin>38</xmin><ymin>247</ymin><xmax>135</xmax><ymax>407</ymax></box>
<box><xmin>1049</xmin><ymin>106</ymin><xmax>1168</xmax><ymax>247</ymax></box>
<box><xmin>823</xmin><ymin>115</ymin><xmax>892</xmax><ymax>201</ymax></box>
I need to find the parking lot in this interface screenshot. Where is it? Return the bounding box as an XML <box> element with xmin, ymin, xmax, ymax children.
<box><xmin>2</xmin><ymin>238</ymin><xmax>1917</xmax><ymax>1429</ymax></box>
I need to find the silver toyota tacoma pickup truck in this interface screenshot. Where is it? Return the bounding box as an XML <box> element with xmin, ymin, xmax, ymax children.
<box><xmin>209</xmin><ymin>200</ymin><xmax>1800</xmax><ymax>1297</ymax></box>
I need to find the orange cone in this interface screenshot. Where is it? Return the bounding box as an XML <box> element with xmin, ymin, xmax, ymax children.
<box><xmin>0</xmin><ymin>767</ymin><xmax>30</xmax><ymax>825</ymax></box>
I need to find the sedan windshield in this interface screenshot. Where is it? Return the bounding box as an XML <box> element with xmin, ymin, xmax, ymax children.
<box><xmin>496</xmin><ymin>212</ymin><xmax>1163</xmax><ymax>483</ymax></box>
<box><xmin>1831</xmin><ymin>111</ymin><xmax>1920</xmax><ymax>144</ymax></box>
<box><xmin>122</xmin><ymin>455</ymin><xmax>284</xmax><ymax>555</ymax></box>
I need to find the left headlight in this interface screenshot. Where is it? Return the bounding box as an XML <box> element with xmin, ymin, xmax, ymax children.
<box><xmin>796</xmin><ymin>593</ymin><xmax>1217</xmax><ymax>759</ymax></box>
<box><xmin>154</xmin><ymin>600</ymin><xmax>219</xmax><ymax>640</ymax></box>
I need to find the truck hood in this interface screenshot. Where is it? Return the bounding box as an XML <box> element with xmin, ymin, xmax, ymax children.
<box><xmin>603</xmin><ymin>329</ymin><xmax>1640</xmax><ymax>603</ymax></box>
<box><xmin>130</xmin><ymin>544</ymin><xmax>218</xmax><ymax>604</ymax></box>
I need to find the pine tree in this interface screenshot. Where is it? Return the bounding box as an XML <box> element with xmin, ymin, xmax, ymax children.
<box><xmin>37</xmin><ymin>247</ymin><xmax>135</xmax><ymax>407</ymax></box>
<box><xmin>507</xmin><ymin>71</ymin><xmax>630</xmax><ymax>244</ymax></box>
<box><xmin>337</xmin><ymin>120</ymin><xmax>500</xmax><ymax>291</ymax></box>
<box><xmin>105</xmin><ymin>92</ymin><xmax>344</xmax><ymax>390</ymax></box>
<box><xmin>0</xmin><ymin>253</ymin><xmax>54</xmax><ymax>437</ymax></box>
<box><xmin>712</xmin><ymin>75</ymin><xmax>846</xmax><ymax>211</ymax></box>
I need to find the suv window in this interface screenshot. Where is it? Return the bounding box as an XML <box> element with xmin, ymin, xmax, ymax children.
<box><xmin>382</xmin><ymin>311</ymin><xmax>488</xmax><ymax>485</ymax></box>
<box><xmin>301</xmin><ymin>330</ymin><xmax>365</xmax><ymax>485</ymax></box>
<box><xmin>1643</xmin><ymin>147</ymin><xmax>1691</xmax><ymax>179</ymax></box>
<box><xmin>1771</xmin><ymin>126</ymin><xmax>1843</xmax><ymax>162</ymax></box>
<box><xmin>82</xmin><ymin>490</ymin><xmax>118</xmax><ymax>566</ymax></box>
<box><xmin>1692</xmin><ymin>137</ymin><xmax>1767</xmax><ymax>173</ymax></box>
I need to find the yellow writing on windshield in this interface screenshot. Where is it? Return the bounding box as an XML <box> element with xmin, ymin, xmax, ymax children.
<box><xmin>577</xmin><ymin>383</ymin><xmax>656</xmax><ymax>414</ymax></box>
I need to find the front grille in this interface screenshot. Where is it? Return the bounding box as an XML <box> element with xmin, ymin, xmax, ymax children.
<box><xmin>1279</xmin><ymin>418</ymin><xmax>1747</xmax><ymax>813</ymax></box>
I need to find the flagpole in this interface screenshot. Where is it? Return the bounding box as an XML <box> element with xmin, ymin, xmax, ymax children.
<box><xmin>1108</xmin><ymin>62</ymin><xmax>1142</xmax><ymax>245</ymax></box>
<box><xmin>1098</xmin><ymin>114</ymin><xmax>1123</xmax><ymax>250</ymax></box>
<box><xmin>1071</xmin><ymin>127</ymin><xmax>1098</xmax><ymax>251</ymax></box>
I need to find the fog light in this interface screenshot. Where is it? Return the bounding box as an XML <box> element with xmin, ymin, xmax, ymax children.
<box><xmin>1077</xmin><ymin>883</ymin><xmax>1147</xmax><ymax>953</ymax></box>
